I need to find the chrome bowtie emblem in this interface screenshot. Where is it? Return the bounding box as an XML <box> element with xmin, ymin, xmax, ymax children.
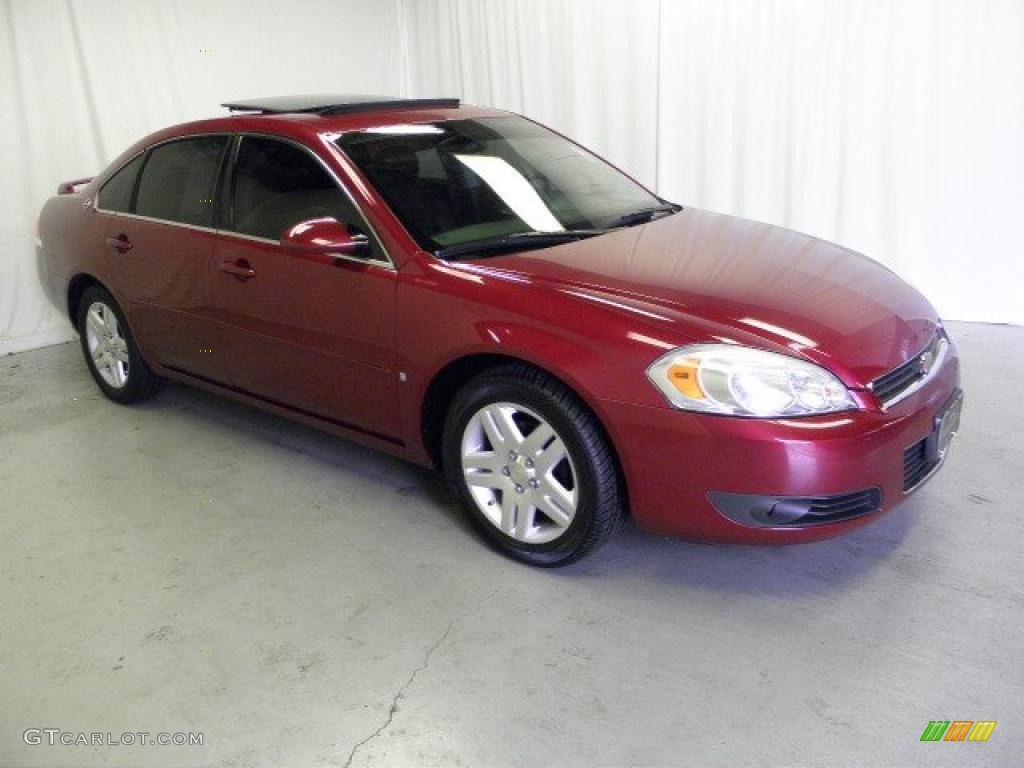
<box><xmin>919</xmin><ymin>349</ymin><xmax>934</xmax><ymax>374</ymax></box>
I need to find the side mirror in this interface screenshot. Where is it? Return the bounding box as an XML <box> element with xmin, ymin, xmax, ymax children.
<box><xmin>280</xmin><ymin>217</ymin><xmax>369</xmax><ymax>256</ymax></box>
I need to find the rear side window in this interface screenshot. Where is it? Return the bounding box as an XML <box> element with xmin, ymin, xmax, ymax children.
<box><xmin>135</xmin><ymin>136</ymin><xmax>229</xmax><ymax>227</ymax></box>
<box><xmin>229</xmin><ymin>136</ymin><xmax>377</xmax><ymax>255</ymax></box>
<box><xmin>97</xmin><ymin>154</ymin><xmax>144</xmax><ymax>213</ymax></box>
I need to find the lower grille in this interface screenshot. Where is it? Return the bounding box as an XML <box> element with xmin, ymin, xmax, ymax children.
<box><xmin>709</xmin><ymin>488</ymin><xmax>883</xmax><ymax>527</ymax></box>
<box><xmin>765</xmin><ymin>489</ymin><xmax>883</xmax><ymax>525</ymax></box>
<box><xmin>904</xmin><ymin>437</ymin><xmax>937</xmax><ymax>491</ymax></box>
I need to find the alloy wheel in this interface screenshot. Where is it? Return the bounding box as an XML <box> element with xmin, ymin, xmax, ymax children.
<box><xmin>460</xmin><ymin>401</ymin><xmax>578</xmax><ymax>544</ymax></box>
<box><xmin>84</xmin><ymin>301</ymin><xmax>129</xmax><ymax>388</ymax></box>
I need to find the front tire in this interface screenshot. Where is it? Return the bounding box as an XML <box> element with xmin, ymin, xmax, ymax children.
<box><xmin>77</xmin><ymin>285</ymin><xmax>163</xmax><ymax>404</ymax></box>
<box><xmin>443</xmin><ymin>364</ymin><xmax>625</xmax><ymax>566</ymax></box>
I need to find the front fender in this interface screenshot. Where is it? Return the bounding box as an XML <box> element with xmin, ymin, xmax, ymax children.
<box><xmin>396</xmin><ymin>256</ymin><xmax>684</xmax><ymax>462</ymax></box>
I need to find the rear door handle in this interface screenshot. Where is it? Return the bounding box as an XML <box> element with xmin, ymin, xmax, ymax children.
<box><xmin>105</xmin><ymin>234</ymin><xmax>132</xmax><ymax>253</ymax></box>
<box><xmin>220</xmin><ymin>259</ymin><xmax>255</xmax><ymax>281</ymax></box>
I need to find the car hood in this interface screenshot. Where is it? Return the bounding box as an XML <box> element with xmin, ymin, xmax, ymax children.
<box><xmin>478</xmin><ymin>207</ymin><xmax>939</xmax><ymax>387</ymax></box>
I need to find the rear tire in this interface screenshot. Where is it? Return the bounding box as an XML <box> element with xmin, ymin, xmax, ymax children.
<box><xmin>77</xmin><ymin>285</ymin><xmax>164</xmax><ymax>404</ymax></box>
<box><xmin>443</xmin><ymin>363</ymin><xmax>624</xmax><ymax>566</ymax></box>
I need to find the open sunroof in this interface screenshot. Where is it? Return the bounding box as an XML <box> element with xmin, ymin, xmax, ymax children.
<box><xmin>222</xmin><ymin>94</ymin><xmax>461</xmax><ymax>115</ymax></box>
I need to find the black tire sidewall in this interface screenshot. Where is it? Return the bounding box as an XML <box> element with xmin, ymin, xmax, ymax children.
<box><xmin>442</xmin><ymin>374</ymin><xmax>604</xmax><ymax>566</ymax></box>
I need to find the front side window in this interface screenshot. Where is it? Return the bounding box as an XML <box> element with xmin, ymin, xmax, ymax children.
<box><xmin>335</xmin><ymin>116</ymin><xmax>664</xmax><ymax>252</ymax></box>
<box><xmin>135</xmin><ymin>136</ymin><xmax>229</xmax><ymax>227</ymax></box>
<box><xmin>229</xmin><ymin>136</ymin><xmax>378</xmax><ymax>257</ymax></box>
<box><xmin>97</xmin><ymin>154</ymin><xmax>144</xmax><ymax>213</ymax></box>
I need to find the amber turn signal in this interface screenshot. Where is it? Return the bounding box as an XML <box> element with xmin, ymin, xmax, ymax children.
<box><xmin>667</xmin><ymin>361</ymin><xmax>704</xmax><ymax>399</ymax></box>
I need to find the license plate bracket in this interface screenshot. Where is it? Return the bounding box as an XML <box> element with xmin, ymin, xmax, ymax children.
<box><xmin>926</xmin><ymin>390</ymin><xmax>963</xmax><ymax>463</ymax></box>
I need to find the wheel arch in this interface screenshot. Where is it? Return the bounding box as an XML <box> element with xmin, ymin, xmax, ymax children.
<box><xmin>419</xmin><ymin>352</ymin><xmax>630</xmax><ymax>516</ymax></box>
<box><xmin>67</xmin><ymin>273</ymin><xmax>105</xmax><ymax>324</ymax></box>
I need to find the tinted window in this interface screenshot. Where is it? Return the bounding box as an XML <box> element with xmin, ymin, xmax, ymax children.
<box><xmin>135</xmin><ymin>136</ymin><xmax>228</xmax><ymax>226</ymax></box>
<box><xmin>97</xmin><ymin>154</ymin><xmax>144</xmax><ymax>213</ymax></box>
<box><xmin>230</xmin><ymin>136</ymin><xmax>376</xmax><ymax>254</ymax></box>
<box><xmin>335</xmin><ymin>116</ymin><xmax>662</xmax><ymax>251</ymax></box>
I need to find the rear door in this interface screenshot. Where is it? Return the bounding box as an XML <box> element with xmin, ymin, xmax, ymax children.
<box><xmin>212</xmin><ymin>135</ymin><xmax>401</xmax><ymax>439</ymax></box>
<box><xmin>102</xmin><ymin>135</ymin><xmax>232</xmax><ymax>382</ymax></box>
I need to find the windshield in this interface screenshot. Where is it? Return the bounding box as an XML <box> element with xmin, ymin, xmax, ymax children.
<box><xmin>335</xmin><ymin>116</ymin><xmax>665</xmax><ymax>253</ymax></box>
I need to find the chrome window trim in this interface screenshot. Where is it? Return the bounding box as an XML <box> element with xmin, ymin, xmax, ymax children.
<box><xmin>94</xmin><ymin>131</ymin><xmax>395</xmax><ymax>270</ymax></box>
<box><xmin>93</xmin><ymin>150</ymin><xmax>145</xmax><ymax>215</ymax></box>
<box><xmin>106</xmin><ymin>210</ymin><xmax>219</xmax><ymax>234</ymax></box>
<box><xmin>217</xmin><ymin>230</ymin><xmax>278</xmax><ymax>246</ymax></box>
<box><xmin>871</xmin><ymin>335</ymin><xmax>949</xmax><ymax>410</ymax></box>
<box><xmin>213</xmin><ymin>228</ymin><xmax>383</xmax><ymax>269</ymax></box>
<box><xmin>94</xmin><ymin>133</ymin><xmax>235</xmax><ymax>216</ymax></box>
<box><xmin>230</xmin><ymin>132</ymin><xmax>394</xmax><ymax>268</ymax></box>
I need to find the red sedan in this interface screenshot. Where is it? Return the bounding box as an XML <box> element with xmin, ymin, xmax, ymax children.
<box><xmin>36</xmin><ymin>95</ymin><xmax>962</xmax><ymax>565</ymax></box>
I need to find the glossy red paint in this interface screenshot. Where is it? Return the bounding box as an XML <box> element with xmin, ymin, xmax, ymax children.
<box><xmin>37</xmin><ymin>101</ymin><xmax>960</xmax><ymax>544</ymax></box>
<box><xmin>213</xmin><ymin>232</ymin><xmax>401</xmax><ymax>440</ymax></box>
<box><xmin>280</xmin><ymin>218</ymin><xmax>367</xmax><ymax>255</ymax></box>
<box><xmin>601</xmin><ymin>347</ymin><xmax>960</xmax><ymax>541</ymax></box>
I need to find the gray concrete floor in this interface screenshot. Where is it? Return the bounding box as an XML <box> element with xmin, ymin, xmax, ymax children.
<box><xmin>0</xmin><ymin>320</ymin><xmax>1021</xmax><ymax>768</ymax></box>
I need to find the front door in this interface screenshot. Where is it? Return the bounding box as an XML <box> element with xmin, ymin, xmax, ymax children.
<box><xmin>212</xmin><ymin>135</ymin><xmax>401</xmax><ymax>440</ymax></box>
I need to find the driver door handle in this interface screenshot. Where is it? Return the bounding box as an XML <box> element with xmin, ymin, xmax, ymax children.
<box><xmin>105</xmin><ymin>234</ymin><xmax>133</xmax><ymax>253</ymax></box>
<box><xmin>220</xmin><ymin>259</ymin><xmax>256</xmax><ymax>281</ymax></box>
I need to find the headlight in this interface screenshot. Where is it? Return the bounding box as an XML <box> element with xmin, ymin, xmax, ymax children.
<box><xmin>646</xmin><ymin>344</ymin><xmax>856</xmax><ymax>417</ymax></box>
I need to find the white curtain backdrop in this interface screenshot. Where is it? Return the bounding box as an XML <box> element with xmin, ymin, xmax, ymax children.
<box><xmin>2</xmin><ymin>0</ymin><xmax>1021</xmax><ymax>356</ymax></box>
<box><xmin>399</xmin><ymin>0</ymin><xmax>1024</xmax><ymax>325</ymax></box>
<box><xmin>0</xmin><ymin>0</ymin><xmax>403</xmax><ymax>354</ymax></box>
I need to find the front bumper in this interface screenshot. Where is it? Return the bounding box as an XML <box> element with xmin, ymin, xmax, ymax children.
<box><xmin>599</xmin><ymin>343</ymin><xmax>961</xmax><ymax>543</ymax></box>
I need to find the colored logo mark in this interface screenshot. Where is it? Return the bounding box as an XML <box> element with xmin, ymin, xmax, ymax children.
<box><xmin>920</xmin><ymin>720</ymin><xmax>997</xmax><ymax>742</ymax></box>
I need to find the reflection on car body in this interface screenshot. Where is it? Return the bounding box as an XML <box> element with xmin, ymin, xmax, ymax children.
<box><xmin>36</xmin><ymin>95</ymin><xmax>961</xmax><ymax>566</ymax></box>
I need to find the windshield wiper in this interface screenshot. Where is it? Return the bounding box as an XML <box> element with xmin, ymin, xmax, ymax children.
<box><xmin>606</xmin><ymin>203</ymin><xmax>682</xmax><ymax>229</ymax></box>
<box><xmin>436</xmin><ymin>230</ymin><xmax>607</xmax><ymax>260</ymax></box>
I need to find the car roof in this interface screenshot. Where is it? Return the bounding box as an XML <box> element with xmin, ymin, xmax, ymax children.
<box><xmin>98</xmin><ymin>95</ymin><xmax>512</xmax><ymax>181</ymax></box>
<box><xmin>173</xmin><ymin>95</ymin><xmax>507</xmax><ymax>140</ymax></box>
